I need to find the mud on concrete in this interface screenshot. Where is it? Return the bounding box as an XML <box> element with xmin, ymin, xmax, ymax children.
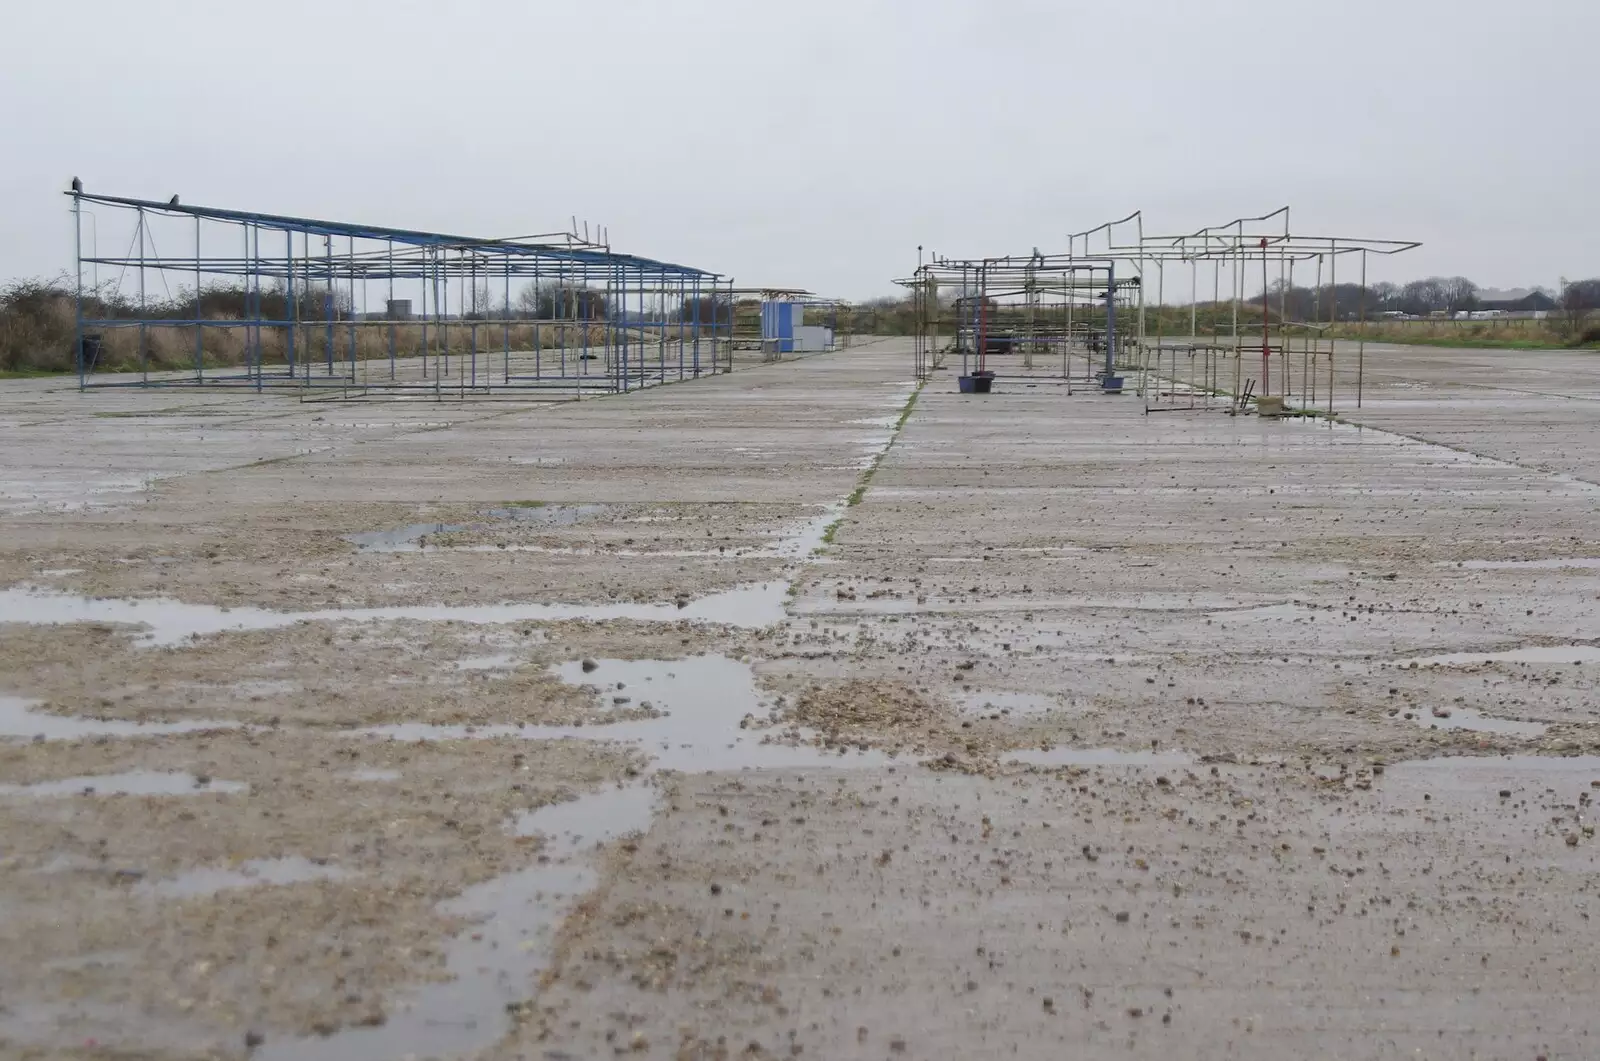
<box><xmin>3</xmin><ymin>340</ymin><xmax>1600</xmax><ymax>1058</ymax></box>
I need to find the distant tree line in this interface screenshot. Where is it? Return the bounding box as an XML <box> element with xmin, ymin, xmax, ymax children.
<box><xmin>832</xmin><ymin>275</ymin><xmax>1600</xmax><ymax>340</ymax></box>
<box><xmin>1255</xmin><ymin>276</ymin><xmax>1554</xmax><ymax>320</ymax></box>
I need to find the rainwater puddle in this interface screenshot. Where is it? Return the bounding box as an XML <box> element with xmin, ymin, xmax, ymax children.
<box><xmin>262</xmin><ymin>788</ymin><xmax>658</xmax><ymax>1061</ymax></box>
<box><xmin>230</xmin><ymin>679</ymin><xmax>299</xmax><ymax>698</ymax></box>
<box><xmin>489</xmin><ymin>503</ymin><xmax>614</xmax><ymax>526</ymax></box>
<box><xmin>0</xmin><ymin>696</ymin><xmax>239</xmax><ymax>741</ymax></box>
<box><xmin>0</xmin><ymin>771</ymin><xmax>246</xmax><ymax>797</ymax></box>
<box><xmin>1401</xmin><ymin>644</ymin><xmax>1600</xmax><ymax>667</ymax></box>
<box><xmin>137</xmin><ymin>857</ymin><xmax>348</xmax><ymax>899</ymax></box>
<box><xmin>1005</xmin><ymin>747</ymin><xmax>1193</xmax><ymax>768</ymax></box>
<box><xmin>798</xmin><ymin>592</ymin><xmax>1242</xmax><ymax>619</ymax></box>
<box><xmin>1384</xmin><ymin>754</ymin><xmax>1600</xmax><ymax>791</ymax></box>
<box><xmin>1402</xmin><ymin>707</ymin><xmax>1547</xmax><ymax>738</ymax></box>
<box><xmin>344</xmin><ymin>522</ymin><xmax>471</xmax><ymax>551</ymax></box>
<box><xmin>0</xmin><ymin>1000</ymin><xmax>215</xmax><ymax>1057</ymax></box>
<box><xmin>1211</xmin><ymin>602</ymin><xmax>1311</xmax><ymax>622</ymax></box>
<box><xmin>0</xmin><ymin>581</ymin><xmax>790</xmax><ymax>646</ymax></box>
<box><xmin>772</xmin><ymin>503</ymin><xmax>845</xmax><ymax>559</ymax></box>
<box><xmin>359</xmin><ymin>656</ymin><xmax>887</xmax><ymax>773</ymax></box>
<box><xmin>347</xmin><ymin>768</ymin><xmax>401</xmax><ymax>782</ymax></box>
<box><xmin>259</xmin><ymin>865</ymin><xmax>585</xmax><ymax>1060</ymax></box>
<box><xmin>445</xmin><ymin>504</ymin><xmax>843</xmax><ymax>562</ymax></box>
<box><xmin>514</xmin><ymin>783</ymin><xmax>659</xmax><ymax>844</ymax></box>
<box><xmin>345</xmin><ymin>505</ymin><xmax>617</xmax><ymax>553</ymax></box>
<box><xmin>1453</xmin><ymin>558</ymin><xmax>1600</xmax><ymax>571</ymax></box>
<box><xmin>961</xmin><ymin>691</ymin><xmax>1062</xmax><ymax>717</ymax></box>
<box><xmin>455</xmin><ymin>653</ymin><xmax>516</xmax><ymax>672</ymax></box>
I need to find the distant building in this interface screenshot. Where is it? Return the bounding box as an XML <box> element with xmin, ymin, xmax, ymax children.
<box><xmin>1478</xmin><ymin>291</ymin><xmax>1557</xmax><ymax>314</ymax></box>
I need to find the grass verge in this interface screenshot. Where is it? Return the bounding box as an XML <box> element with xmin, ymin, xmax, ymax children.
<box><xmin>817</xmin><ymin>383</ymin><xmax>923</xmax><ymax>549</ymax></box>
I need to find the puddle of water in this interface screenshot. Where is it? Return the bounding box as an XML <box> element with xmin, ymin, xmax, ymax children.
<box><xmin>136</xmin><ymin>857</ymin><xmax>348</xmax><ymax>899</ymax></box>
<box><xmin>1402</xmin><ymin>645</ymin><xmax>1600</xmax><ymax>667</ymax></box>
<box><xmin>1210</xmin><ymin>602</ymin><xmax>1310</xmax><ymax>622</ymax></box>
<box><xmin>0</xmin><ymin>771</ymin><xmax>247</xmax><ymax>797</ymax></box>
<box><xmin>1385</xmin><ymin>754</ymin><xmax>1600</xmax><ymax>792</ymax></box>
<box><xmin>1453</xmin><ymin>558</ymin><xmax>1600</xmax><ymax>571</ymax></box>
<box><xmin>796</xmin><ymin>592</ymin><xmax>1245</xmax><ymax>619</ymax></box>
<box><xmin>771</xmin><ymin>503</ymin><xmax>845</xmax><ymax>560</ymax></box>
<box><xmin>258</xmin><ymin>863</ymin><xmax>592</xmax><ymax>1060</ymax></box>
<box><xmin>1005</xmin><ymin>747</ymin><xmax>1193</xmax><ymax>767</ymax></box>
<box><xmin>961</xmin><ymin>691</ymin><xmax>1062</xmax><ymax>717</ymax></box>
<box><xmin>487</xmin><ymin>503</ymin><xmax>614</xmax><ymax>526</ymax></box>
<box><xmin>359</xmin><ymin>656</ymin><xmax>887</xmax><ymax>773</ymax></box>
<box><xmin>0</xmin><ymin>696</ymin><xmax>240</xmax><ymax>741</ymax></box>
<box><xmin>279</xmin><ymin>656</ymin><xmax>883</xmax><ymax>1061</ymax></box>
<box><xmin>409</xmin><ymin>504</ymin><xmax>842</xmax><ymax>563</ymax></box>
<box><xmin>0</xmin><ymin>999</ymin><xmax>217</xmax><ymax>1057</ymax></box>
<box><xmin>264</xmin><ymin>784</ymin><xmax>657</xmax><ymax>1061</ymax></box>
<box><xmin>0</xmin><ymin>581</ymin><xmax>790</xmax><ymax>646</ymax></box>
<box><xmin>229</xmin><ymin>679</ymin><xmax>299</xmax><ymax>698</ymax></box>
<box><xmin>454</xmin><ymin>653</ymin><xmax>516</xmax><ymax>672</ymax></box>
<box><xmin>346</xmin><ymin>505</ymin><xmax>618</xmax><ymax>553</ymax></box>
<box><xmin>347</xmin><ymin>768</ymin><xmax>401</xmax><ymax>782</ymax></box>
<box><xmin>394</xmin><ymin>544</ymin><xmax>723</xmax><ymax>558</ymax></box>
<box><xmin>344</xmin><ymin>522</ymin><xmax>472</xmax><ymax>551</ymax></box>
<box><xmin>1404</xmin><ymin>706</ymin><xmax>1548</xmax><ymax>738</ymax></box>
<box><xmin>514</xmin><ymin>783</ymin><xmax>660</xmax><ymax>844</ymax></box>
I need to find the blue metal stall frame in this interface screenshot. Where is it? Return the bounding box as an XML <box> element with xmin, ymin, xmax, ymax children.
<box><xmin>898</xmin><ymin>253</ymin><xmax>1140</xmax><ymax>393</ymax></box>
<box><xmin>67</xmin><ymin>187</ymin><xmax>735</xmax><ymax>399</ymax></box>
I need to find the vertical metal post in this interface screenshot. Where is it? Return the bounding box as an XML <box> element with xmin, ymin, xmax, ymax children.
<box><xmin>388</xmin><ymin>238</ymin><xmax>396</xmax><ymax>380</ymax></box>
<box><xmin>691</xmin><ymin>277</ymin><xmax>701</xmax><ymax>376</ymax></box>
<box><xmin>248</xmin><ymin>222</ymin><xmax>261</xmax><ymax>391</ymax></box>
<box><xmin>347</xmin><ymin>234</ymin><xmax>358</xmax><ymax>383</ymax></box>
<box><xmin>194</xmin><ymin>215</ymin><xmax>204</xmax><ymax>380</ymax></box>
<box><xmin>469</xmin><ymin>253</ymin><xmax>478</xmax><ymax>391</ymax></box>
<box><xmin>557</xmin><ymin>261</ymin><xmax>567</xmax><ymax>382</ymax></box>
<box><xmin>434</xmin><ymin>251</ymin><xmax>445</xmax><ymax>380</ymax></box>
<box><xmin>1231</xmin><ymin>239</ymin><xmax>1241</xmax><ymax>399</ymax></box>
<box><xmin>1357</xmin><ymin>250</ymin><xmax>1368</xmax><ymax>408</ymax></box>
<box><xmin>1104</xmin><ymin>262</ymin><xmax>1117</xmax><ymax>380</ymax></box>
<box><xmin>73</xmin><ymin>190</ymin><xmax>85</xmax><ymax>389</ymax></box>
<box><xmin>324</xmin><ymin>235</ymin><xmax>335</xmax><ymax>376</ymax></box>
<box><xmin>137</xmin><ymin>207</ymin><xmax>148</xmax><ymax>383</ymax></box>
<box><xmin>617</xmin><ymin>268</ymin><xmax>626</xmax><ymax>389</ymax></box>
<box><xmin>419</xmin><ymin>248</ymin><xmax>429</xmax><ymax>382</ymax></box>
<box><xmin>1327</xmin><ymin>243</ymin><xmax>1338</xmax><ymax>417</ymax></box>
<box><xmin>534</xmin><ymin>256</ymin><xmax>544</xmax><ymax>382</ymax></box>
<box><xmin>1259</xmin><ymin>238</ymin><xmax>1270</xmax><ymax>396</ymax></box>
<box><xmin>1284</xmin><ymin>256</ymin><xmax>1294</xmax><ymax>404</ymax></box>
<box><xmin>1278</xmin><ymin>244</ymin><xmax>1289</xmax><ymax>402</ymax></box>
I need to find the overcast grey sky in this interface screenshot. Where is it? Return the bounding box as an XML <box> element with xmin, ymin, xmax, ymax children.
<box><xmin>2</xmin><ymin>0</ymin><xmax>1596</xmax><ymax>300</ymax></box>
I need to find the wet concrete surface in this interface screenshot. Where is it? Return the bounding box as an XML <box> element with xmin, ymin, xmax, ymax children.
<box><xmin>0</xmin><ymin>769</ymin><xmax>247</xmax><ymax>797</ymax></box>
<box><xmin>0</xmin><ymin>579</ymin><xmax>793</xmax><ymax>644</ymax></box>
<box><xmin>4</xmin><ymin>340</ymin><xmax>1600</xmax><ymax>1058</ymax></box>
<box><xmin>0</xmin><ymin>695</ymin><xmax>240</xmax><ymax>740</ymax></box>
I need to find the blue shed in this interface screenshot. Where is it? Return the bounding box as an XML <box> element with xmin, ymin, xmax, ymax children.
<box><xmin>761</xmin><ymin>300</ymin><xmax>803</xmax><ymax>354</ymax></box>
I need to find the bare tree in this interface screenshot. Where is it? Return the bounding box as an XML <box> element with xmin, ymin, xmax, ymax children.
<box><xmin>514</xmin><ymin>282</ymin><xmax>546</xmax><ymax>319</ymax></box>
<box><xmin>465</xmin><ymin>280</ymin><xmax>495</xmax><ymax>320</ymax></box>
<box><xmin>1560</xmin><ymin>278</ymin><xmax>1600</xmax><ymax>338</ymax></box>
<box><xmin>1438</xmin><ymin>276</ymin><xmax>1479</xmax><ymax>313</ymax></box>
